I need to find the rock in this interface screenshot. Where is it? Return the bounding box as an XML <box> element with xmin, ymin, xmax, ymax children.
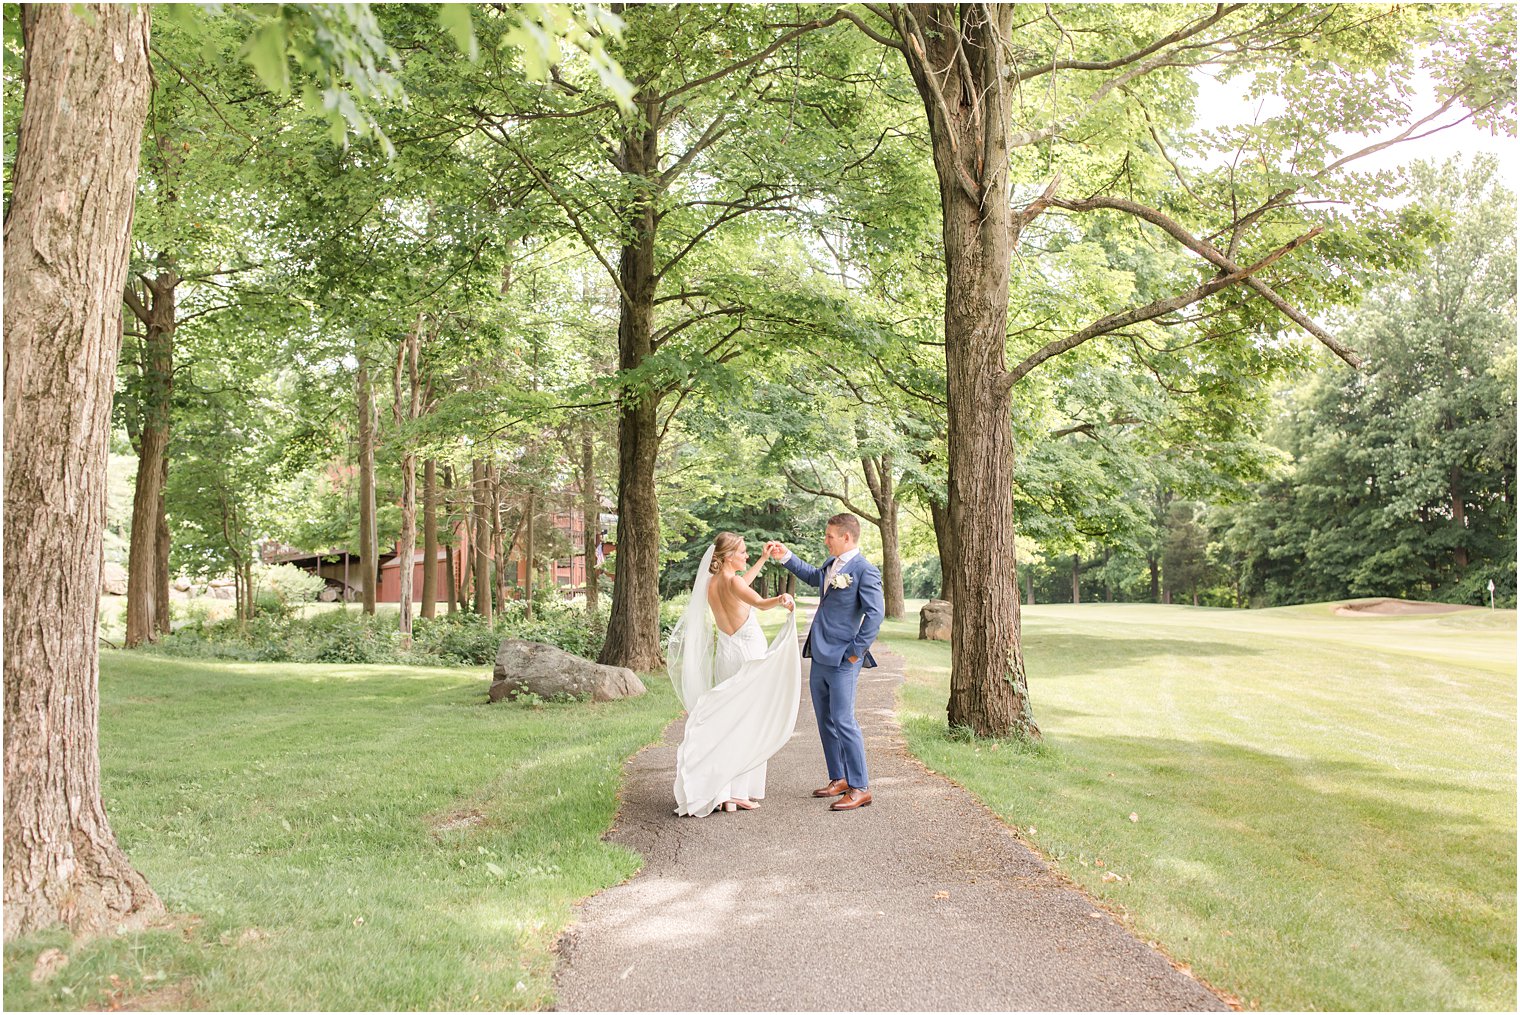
<box><xmin>173</xmin><ymin>576</ymin><xmax>192</xmax><ymax>591</ymax></box>
<box><xmin>490</xmin><ymin>640</ymin><xmax>646</xmax><ymax>703</ymax></box>
<box><xmin>101</xmin><ymin>561</ymin><xmax>128</xmax><ymax>596</ymax></box>
<box><xmin>919</xmin><ymin>599</ymin><xmax>952</xmax><ymax>641</ymax></box>
<box><xmin>318</xmin><ymin>586</ymin><xmax>339</xmax><ymax>602</ymax></box>
<box><xmin>210</xmin><ymin>584</ymin><xmax>235</xmax><ymax>600</ymax></box>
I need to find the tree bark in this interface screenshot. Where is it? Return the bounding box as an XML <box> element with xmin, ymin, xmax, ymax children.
<box><xmin>392</xmin><ymin>324</ymin><xmax>421</xmax><ymax>647</ymax></box>
<box><xmin>123</xmin><ymin>272</ymin><xmax>176</xmax><ymax>647</ymax></box>
<box><xmin>491</xmin><ymin>463</ymin><xmax>509</xmax><ymax>614</ymax></box>
<box><xmin>472</xmin><ymin>458</ymin><xmax>492</xmax><ymax>622</ymax></box>
<box><xmin>1104</xmin><ymin>547</ymin><xmax>1113</xmax><ymax>603</ymax></box>
<box><xmin>861</xmin><ymin>453</ymin><xmax>905</xmax><ymax>618</ymax></box>
<box><xmin>902</xmin><ymin>4</ymin><xmax>1037</xmax><ymax>737</ymax></box>
<box><xmin>1148</xmin><ymin>555</ymin><xmax>1161</xmax><ymax>603</ymax></box>
<box><xmin>928</xmin><ymin>495</ymin><xmax>953</xmax><ymax>603</ymax></box>
<box><xmin>2</xmin><ymin>5</ymin><xmax>161</xmax><ymax>942</ymax></box>
<box><xmin>2</xmin><ymin>3</ymin><xmax>160</xmax><ymax>940</ymax></box>
<box><xmin>421</xmin><ymin>459</ymin><xmax>438</xmax><ymax>619</ymax></box>
<box><xmin>1071</xmin><ymin>554</ymin><xmax>1081</xmax><ymax>604</ymax></box>
<box><xmin>524</xmin><ymin>489</ymin><xmax>537</xmax><ymax>619</ymax></box>
<box><xmin>356</xmin><ymin>362</ymin><xmax>378</xmax><ymax>615</ymax></box>
<box><xmin>154</xmin><ymin>453</ymin><xmax>171</xmax><ymax>637</ymax></box>
<box><xmin>581</xmin><ymin>423</ymin><xmax>601</xmax><ymax>622</ymax></box>
<box><xmin>1450</xmin><ymin>465</ymin><xmax>1469</xmax><ymax>569</ymax></box>
<box><xmin>599</xmin><ymin>99</ymin><xmax>666</xmax><ymax>672</ymax></box>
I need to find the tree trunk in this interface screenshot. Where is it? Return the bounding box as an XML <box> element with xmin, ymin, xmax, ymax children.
<box><xmin>1450</xmin><ymin>465</ymin><xmax>1469</xmax><ymax>569</ymax></box>
<box><xmin>1104</xmin><ymin>547</ymin><xmax>1113</xmax><ymax>603</ymax></box>
<box><xmin>472</xmin><ymin>458</ymin><xmax>492</xmax><ymax>622</ymax></box>
<box><xmin>1148</xmin><ymin>555</ymin><xmax>1160</xmax><ymax>603</ymax></box>
<box><xmin>900</xmin><ymin>4</ymin><xmax>1037</xmax><ymax>737</ymax></box>
<box><xmin>3</xmin><ymin>4</ymin><xmax>161</xmax><ymax>940</ymax></box>
<box><xmin>154</xmin><ymin>453</ymin><xmax>171</xmax><ymax>637</ymax></box>
<box><xmin>581</xmin><ymin>423</ymin><xmax>601</xmax><ymax>622</ymax></box>
<box><xmin>1025</xmin><ymin>568</ymin><xmax>1035</xmax><ymax>606</ymax></box>
<box><xmin>599</xmin><ymin>100</ymin><xmax>666</xmax><ymax>672</ymax></box>
<box><xmin>356</xmin><ymin>362</ymin><xmax>378</xmax><ymax>615</ymax></box>
<box><xmin>491</xmin><ymin>463</ymin><xmax>509</xmax><ymax>614</ymax></box>
<box><xmin>392</xmin><ymin>324</ymin><xmax>421</xmax><ymax>648</ymax></box>
<box><xmin>123</xmin><ymin>273</ymin><xmax>175</xmax><ymax>647</ymax></box>
<box><xmin>861</xmin><ymin>453</ymin><xmax>905</xmax><ymax>618</ymax></box>
<box><xmin>421</xmin><ymin>459</ymin><xmax>438</xmax><ymax>619</ymax></box>
<box><xmin>524</xmin><ymin>489</ymin><xmax>536</xmax><ymax>619</ymax></box>
<box><xmin>928</xmin><ymin>495</ymin><xmax>954</xmax><ymax>603</ymax></box>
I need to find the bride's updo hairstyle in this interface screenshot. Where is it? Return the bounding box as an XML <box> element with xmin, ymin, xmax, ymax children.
<box><xmin>709</xmin><ymin>532</ymin><xmax>744</xmax><ymax>574</ymax></box>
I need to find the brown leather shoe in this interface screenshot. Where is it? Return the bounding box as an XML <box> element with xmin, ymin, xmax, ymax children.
<box><xmin>812</xmin><ymin>778</ymin><xmax>848</xmax><ymax>798</ymax></box>
<box><xmin>830</xmin><ymin>787</ymin><xmax>873</xmax><ymax>811</ymax></box>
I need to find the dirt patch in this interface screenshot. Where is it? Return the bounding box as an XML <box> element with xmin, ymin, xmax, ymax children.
<box><xmin>1332</xmin><ymin>597</ymin><xmax>1478</xmax><ymax>616</ymax></box>
<box><xmin>86</xmin><ymin>975</ymin><xmax>201</xmax><ymax>1012</ymax></box>
<box><xmin>428</xmin><ymin>807</ymin><xmax>486</xmax><ymax>833</ymax></box>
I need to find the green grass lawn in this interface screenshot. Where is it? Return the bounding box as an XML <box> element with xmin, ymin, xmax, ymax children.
<box><xmin>883</xmin><ymin>600</ymin><xmax>1517</xmax><ymax>1011</ymax></box>
<box><xmin>3</xmin><ymin>652</ymin><xmax>678</xmax><ymax>1011</ymax></box>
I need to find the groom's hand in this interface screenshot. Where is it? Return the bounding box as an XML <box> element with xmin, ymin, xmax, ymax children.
<box><xmin>766</xmin><ymin>541</ymin><xmax>787</xmax><ymax>560</ymax></box>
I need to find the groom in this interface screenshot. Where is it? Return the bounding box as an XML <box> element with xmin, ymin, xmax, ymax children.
<box><xmin>766</xmin><ymin>514</ymin><xmax>884</xmax><ymax>812</ymax></box>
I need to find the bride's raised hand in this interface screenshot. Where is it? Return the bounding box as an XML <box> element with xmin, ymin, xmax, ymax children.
<box><xmin>779</xmin><ymin>593</ymin><xmax>795</xmax><ymax>611</ymax></box>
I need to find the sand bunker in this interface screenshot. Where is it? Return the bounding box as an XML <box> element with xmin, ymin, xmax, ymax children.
<box><xmin>1332</xmin><ymin>597</ymin><xmax>1479</xmax><ymax>616</ymax></box>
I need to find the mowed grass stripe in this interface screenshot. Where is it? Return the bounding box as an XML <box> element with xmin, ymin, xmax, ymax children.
<box><xmin>884</xmin><ymin>601</ymin><xmax>1515</xmax><ymax>1012</ymax></box>
<box><xmin>4</xmin><ymin>651</ymin><xmax>679</xmax><ymax>1012</ymax></box>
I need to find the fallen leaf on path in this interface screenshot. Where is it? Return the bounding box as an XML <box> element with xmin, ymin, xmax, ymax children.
<box><xmin>1088</xmin><ymin>912</ymin><xmax>1104</xmax><ymax>919</ymax></box>
<box><xmin>933</xmin><ymin>891</ymin><xmax>949</xmax><ymax>899</ymax></box>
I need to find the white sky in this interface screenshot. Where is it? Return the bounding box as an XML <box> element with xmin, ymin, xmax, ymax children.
<box><xmin>1190</xmin><ymin>65</ymin><xmax>1520</xmax><ymax>194</ymax></box>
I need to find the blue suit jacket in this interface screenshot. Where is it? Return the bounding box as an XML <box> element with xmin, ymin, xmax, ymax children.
<box><xmin>781</xmin><ymin>552</ymin><xmax>885</xmax><ymax>668</ymax></box>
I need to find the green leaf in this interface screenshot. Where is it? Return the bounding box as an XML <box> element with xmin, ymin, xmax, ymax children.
<box><xmin>437</xmin><ymin>4</ymin><xmax>477</xmax><ymax>61</ymax></box>
<box><xmin>245</xmin><ymin>17</ymin><xmax>289</xmax><ymax>95</ymax></box>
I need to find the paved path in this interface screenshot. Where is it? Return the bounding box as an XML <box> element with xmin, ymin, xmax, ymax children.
<box><xmin>554</xmin><ymin>634</ymin><xmax>1228</xmax><ymax>1012</ymax></box>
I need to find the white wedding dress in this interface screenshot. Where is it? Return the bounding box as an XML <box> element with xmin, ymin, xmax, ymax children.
<box><xmin>670</xmin><ymin>548</ymin><xmax>801</xmax><ymax>817</ymax></box>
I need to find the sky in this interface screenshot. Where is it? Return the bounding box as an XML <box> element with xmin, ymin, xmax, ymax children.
<box><xmin>1190</xmin><ymin>65</ymin><xmax>1519</xmax><ymax>194</ymax></box>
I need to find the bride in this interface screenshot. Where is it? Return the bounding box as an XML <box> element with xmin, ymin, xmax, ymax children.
<box><xmin>669</xmin><ymin>532</ymin><xmax>801</xmax><ymax>817</ymax></box>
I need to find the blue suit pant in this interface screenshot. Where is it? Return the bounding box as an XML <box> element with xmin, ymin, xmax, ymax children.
<box><xmin>809</xmin><ymin>657</ymin><xmax>868</xmax><ymax>789</ymax></box>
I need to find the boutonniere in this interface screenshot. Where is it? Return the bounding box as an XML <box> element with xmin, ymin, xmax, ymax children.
<box><xmin>829</xmin><ymin>572</ymin><xmax>854</xmax><ymax>590</ymax></box>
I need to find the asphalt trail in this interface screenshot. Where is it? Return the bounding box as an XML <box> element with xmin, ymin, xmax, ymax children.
<box><xmin>553</xmin><ymin>629</ymin><xmax>1227</xmax><ymax>1012</ymax></box>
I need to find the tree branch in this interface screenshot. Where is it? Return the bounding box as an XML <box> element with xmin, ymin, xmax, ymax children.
<box><xmin>1002</xmin><ymin>225</ymin><xmax>1323</xmax><ymax>390</ymax></box>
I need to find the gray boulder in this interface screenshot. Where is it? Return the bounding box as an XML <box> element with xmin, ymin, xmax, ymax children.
<box><xmin>919</xmin><ymin>599</ymin><xmax>952</xmax><ymax>641</ymax></box>
<box><xmin>490</xmin><ymin>640</ymin><xmax>646</xmax><ymax>703</ymax></box>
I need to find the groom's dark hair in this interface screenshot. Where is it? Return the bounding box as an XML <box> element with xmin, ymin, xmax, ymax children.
<box><xmin>827</xmin><ymin>513</ymin><xmax>861</xmax><ymax>541</ymax></box>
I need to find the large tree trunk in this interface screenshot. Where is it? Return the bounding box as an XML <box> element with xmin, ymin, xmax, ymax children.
<box><xmin>421</xmin><ymin>459</ymin><xmax>438</xmax><ymax>619</ymax></box>
<box><xmin>356</xmin><ymin>363</ymin><xmax>378</xmax><ymax>615</ymax></box>
<box><xmin>2</xmin><ymin>3</ymin><xmax>160</xmax><ymax>940</ymax></box>
<box><xmin>599</xmin><ymin>101</ymin><xmax>666</xmax><ymax>672</ymax></box>
<box><xmin>123</xmin><ymin>273</ymin><xmax>176</xmax><ymax>647</ymax></box>
<box><xmin>1148</xmin><ymin>555</ymin><xmax>1160</xmax><ymax>603</ymax></box>
<box><xmin>861</xmin><ymin>453</ymin><xmax>905</xmax><ymax>618</ymax></box>
<box><xmin>1071</xmin><ymin>554</ymin><xmax>1081</xmax><ymax>605</ymax></box>
<box><xmin>154</xmin><ymin>453</ymin><xmax>171</xmax><ymax>637</ymax></box>
<box><xmin>392</xmin><ymin>325</ymin><xmax>421</xmax><ymax>647</ymax></box>
<box><xmin>472</xmin><ymin>458</ymin><xmax>492</xmax><ymax>622</ymax></box>
<box><xmin>903</xmin><ymin>4</ymin><xmax>1037</xmax><ymax>737</ymax></box>
<box><xmin>928</xmin><ymin>495</ymin><xmax>953</xmax><ymax>602</ymax></box>
<box><xmin>581</xmin><ymin>423</ymin><xmax>601</xmax><ymax>622</ymax></box>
